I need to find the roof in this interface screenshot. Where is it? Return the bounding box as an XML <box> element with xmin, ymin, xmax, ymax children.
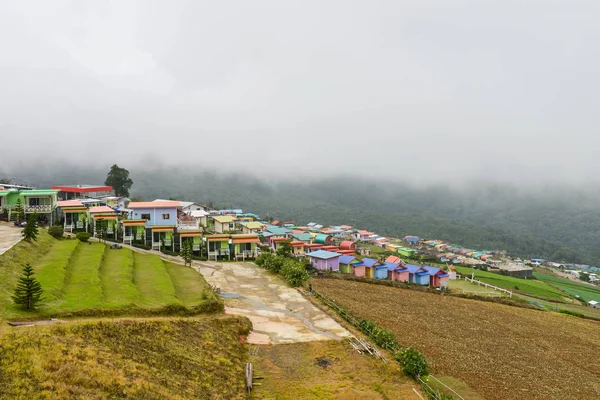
<box><xmin>20</xmin><ymin>189</ymin><xmax>59</xmax><ymax>196</ymax></box>
<box><xmin>308</xmin><ymin>250</ymin><xmax>341</xmax><ymax>260</ymax></box>
<box><xmin>190</xmin><ymin>210</ymin><xmax>210</xmax><ymax>218</ymax></box>
<box><xmin>339</xmin><ymin>255</ymin><xmax>356</xmax><ymax>264</ymax></box>
<box><xmin>361</xmin><ymin>258</ymin><xmax>381</xmax><ymax>268</ymax></box>
<box><xmin>89</xmin><ymin>206</ymin><xmax>115</xmax><ymax>214</ymax></box>
<box><xmin>154</xmin><ymin>199</ymin><xmax>200</xmax><ymax>209</ymax></box>
<box><xmin>212</xmin><ymin>215</ymin><xmax>237</xmax><ymax>223</ymax></box>
<box><xmin>405</xmin><ymin>264</ymin><xmax>428</xmax><ymax>274</ymax></box>
<box><xmin>129</xmin><ymin>201</ymin><xmax>180</xmax><ymax>209</ymax></box>
<box><xmin>241</xmin><ymin>221</ymin><xmax>263</xmax><ymax>229</ymax></box>
<box><xmin>57</xmin><ymin>200</ymin><xmax>84</xmax><ymax>208</ymax></box>
<box><xmin>265</xmin><ymin>226</ymin><xmax>292</xmax><ymax>235</ymax></box>
<box><xmin>386</xmin><ymin>255</ymin><xmax>401</xmax><ymax>264</ymax></box>
<box><xmin>292</xmin><ymin>233</ymin><xmax>314</xmax><ymax>242</ymax></box>
<box><xmin>52</xmin><ymin>185</ymin><xmax>112</xmax><ymax>193</ymax></box>
<box><xmin>357</xmin><ymin>230</ymin><xmax>372</xmax><ymax>235</ymax></box>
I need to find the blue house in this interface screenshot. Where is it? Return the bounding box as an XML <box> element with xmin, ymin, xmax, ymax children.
<box><xmin>128</xmin><ymin>201</ymin><xmax>180</xmax><ymax>250</ymax></box>
<box><xmin>405</xmin><ymin>264</ymin><xmax>430</xmax><ymax>285</ymax></box>
<box><xmin>361</xmin><ymin>258</ymin><xmax>388</xmax><ymax>279</ymax></box>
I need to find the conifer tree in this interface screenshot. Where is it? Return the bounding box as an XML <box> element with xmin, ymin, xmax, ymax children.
<box><xmin>13</xmin><ymin>198</ymin><xmax>25</xmax><ymax>222</ymax></box>
<box><xmin>180</xmin><ymin>240</ymin><xmax>193</xmax><ymax>267</ymax></box>
<box><xmin>12</xmin><ymin>264</ymin><xmax>43</xmax><ymax>310</ymax></box>
<box><xmin>22</xmin><ymin>213</ymin><xmax>38</xmax><ymax>242</ymax></box>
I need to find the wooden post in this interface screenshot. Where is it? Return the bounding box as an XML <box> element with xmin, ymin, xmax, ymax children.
<box><xmin>245</xmin><ymin>362</ymin><xmax>253</xmax><ymax>393</ymax></box>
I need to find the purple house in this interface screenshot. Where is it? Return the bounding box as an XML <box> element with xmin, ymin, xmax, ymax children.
<box><xmin>308</xmin><ymin>250</ymin><xmax>341</xmax><ymax>271</ymax></box>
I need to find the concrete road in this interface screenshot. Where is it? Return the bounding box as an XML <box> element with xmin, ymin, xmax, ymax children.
<box><xmin>193</xmin><ymin>261</ymin><xmax>350</xmax><ymax>345</ymax></box>
<box><xmin>0</xmin><ymin>222</ymin><xmax>23</xmax><ymax>256</ymax></box>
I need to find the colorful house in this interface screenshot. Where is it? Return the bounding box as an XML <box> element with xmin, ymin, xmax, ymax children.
<box><xmin>290</xmin><ymin>241</ymin><xmax>306</xmax><ymax>256</ymax></box>
<box><xmin>89</xmin><ymin>206</ymin><xmax>118</xmax><ymax>239</ymax></box>
<box><xmin>397</xmin><ymin>247</ymin><xmax>417</xmax><ymax>258</ymax></box>
<box><xmin>122</xmin><ymin>219</ymin><xmax>146</xmax><ymax>245</ymax></box>
<box><xmin>314</xmin><ymin>233</ymin><xmax>332</xmax><ymax>245</ymax></box>
<box><xmin>338</xmin><ymin>255</ymin><xmax>357</xmax><ymax>274</ymax></box>
<box><xmin>351</xmin><ymin>261</ymin><xmax>366</xmax><ymax>277</ymax></box>
<box><xmin>308</xmin><ymin>250</ymin><xmax>341</xmax><ymax>271</ymax></box>
<box><xmin>57</xmin><ymin>200</ymin><xmax>88</xmax><ymax>232</ymax></box>
<box><xmin>361</xmin><ymin>258</ymin><xmax>388</xmax><ymax>279</ymax></box>
<box><xmin>128</xmin><ymin>201</ymin><xmax>180</xmax><ymax>250</ymax></box>
<box><xmin>128</xmin><ymin>201</ymin><xmax>180</xmax><ymax>227</ymax></box>
<box><xmin>354</xmin><ymin>230</ymin><xmax>373</xmax><ymax>241</ymax></box>
<box><xmin>205</xmin><ymin>234</ymin><xmax>232</xmax><ymax>260</ymax></box>
<box><xmin>0</xmin><ymin>188</ymin><xmax>59</xmax><ymax>225</ymax></box>
<box><xmin>387</xmin><ymin>263</ymin><xmax>409</xmax><ymax>282</ymax></box>
<box><xmin>179</xmin><ymin>230</ymin><xmax>203</xmax><ymax>252</ymax></box>
<box><xmin>406</xmin><ymin>264</ymin><xmax>430</xmax><ymax>285</ymax></box>
<box><xmin>232</xmin><ymin>234</ymin><xmax>261</xmax><ymax>260</ymax></box>
<box><xmin>52</xmin><ymin>184</ymin><xmax>113</xmax><ymax>200</ymax></box>
<box><xmin>424</xmin><ymin>266</ymin><xmax>450</xmax><ymax>288</ymax></box>
<box><xmin>212</xmin><ymin>215</ymin><xmax>238</xmax><ymax>233</ymax></box>
<box><xmin>240</xmin><ymin>221</ymin><xmax>263</xmax><ymax>234</ymax></box>
<box><xmin>291</xmin><ymin>232</ymin><xmax>314</xmax><ymax>243</ymax></box>
<box><xmin>339</xmin><ymin>241</ymin><xmax>357</xmax><ymax>251</ymax></box>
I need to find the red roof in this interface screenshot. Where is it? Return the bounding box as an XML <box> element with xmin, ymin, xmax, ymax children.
<box><xmin>52</xmin><ymin>185</ymin><xmax>112</xmax><ymax>193</ymax></box>
<box><xmin>89</xmin><ymin>206</ymin><xmax>115</xmax><ymax>214</ymax></box>
<box><xmin>357</xmin><ymin>230</ymin><xmax>372</xmax><ymax>235</ymax></box>
<box><xmin>386</xmin><ymin>255</ymin><xmax>401</xmax><ymax>264</ymax></box>
<box><xmin>128</xmin><ymin>201</ymin><xmax>180</xmax><ymax>209</ymax></box>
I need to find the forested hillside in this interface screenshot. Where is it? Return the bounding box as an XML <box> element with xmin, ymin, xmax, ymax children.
<box><xmin>9</xmin><ymin>165</ymin><xmax>600</xmax><ymax>265</ymax></box>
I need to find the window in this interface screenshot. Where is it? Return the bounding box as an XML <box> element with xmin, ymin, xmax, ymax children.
<box><xmin>141</xmin><ymin>213</ymin><xmax>151</xmax><ymax>220</ymax></box>
<box><xmin>162</xmin><ymin>213</ymin><xmax>170</xmax><ymax>220</ymax></box>
<box><xmin>229</xmin><ymin>223</ymin><xmax>235</xmax><ymax>230</ymax></box>
<box><xmin>238</xmin><ymin>243</ymin><xmax>252</xmax><ymax>252</ymax></box>
<box><xmin>27</xmin><ymin>197</ymin><xmax>50</xmax><ymax>206</ymax></box>
<box><xmin>209</xmin><ymin>241</ymin><xmax>221</xmax><ymax>252</ymax></box>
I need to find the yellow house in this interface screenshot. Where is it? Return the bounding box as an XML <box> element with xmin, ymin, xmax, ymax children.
<box><xmin>241</xmin><ymin>221</ymin><xmax>264</xmax><ymax>234</ymax></box>
<box><xmin>212</xmin><ymin>215</ymin><xmax>238</xmax><ymax>233</ymax></box>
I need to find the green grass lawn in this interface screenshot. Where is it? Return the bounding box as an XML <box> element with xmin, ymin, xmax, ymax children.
<box><xmin>0</xmin><ymin>231</ymin><xmax>218</xmax><ymax>319</ymax></box>
<box><xmin>132</xmin><ymin>252</ymin><xmax>178</xmax><ymax>308</ymax></box>
<box><xmin>61</xmin><ymin>243</ymin><xmax>106</xmax><ymax>311</ymax></box>
<box><xmin>455</xmin><ymin>266</ymin><xmax>567</xmax><ymax>301</ymax></box>
<box><xmin>35</xmin><ymin>239</ymin><xmax>80</xmax><ymax>303</ymax></box>
<box><xmin>164</xmin><ymin>262</ymin><xmax>211</xmax><ymax>307</ymax></box>
<box><xmin>533</xmin><ymin>270</ymin><xmax>600</xmax><ymax>303</ymax></box>
<box><xmin>102</xmin><ymin>247</ymin><xmax>139</xmax><ymax>307</ymax></box>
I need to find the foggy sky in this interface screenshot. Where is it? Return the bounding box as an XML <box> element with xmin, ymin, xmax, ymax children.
<box><xmin>1</xmin><ymin>1</ymin><xmax>599</xmax><ymax>184</ymax></box>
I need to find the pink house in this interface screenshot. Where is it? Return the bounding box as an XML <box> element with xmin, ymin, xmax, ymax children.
<box><xmin>388</xmin><ymin>264</ymin><xmax>409</xmax><ymax>282</ymax></box>
<box><xmin>351</xmin><ymin>261</ymin><xmax>366</xmax><ymax>277</ymax></box>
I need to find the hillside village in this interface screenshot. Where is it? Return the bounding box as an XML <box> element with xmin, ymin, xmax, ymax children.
<box><xmin>1</xmin><ymin>181</ymin><xmax>598</xmax><ymax>303</ymax></box>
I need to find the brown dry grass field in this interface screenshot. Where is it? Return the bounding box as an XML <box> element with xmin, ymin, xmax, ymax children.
<box><xmin>250</xmin><ymin>341</ymin><xmax>421</xmax><ymax>400</ymax></box>
<box><xmin>311</xmin><ymin>279</ymin><xmax>600</xmax><ymax>400</ymax></box>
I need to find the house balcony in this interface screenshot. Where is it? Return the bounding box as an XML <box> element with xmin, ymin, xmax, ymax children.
<box><xmin>177</xmin><ymin>219</ymin><xmax>199</xmax><ymax>230</ymax></box>
<box><xmin>24</xmin><ymin>205</ymin><xmax>53</xmax><ymax>213</ymax></box>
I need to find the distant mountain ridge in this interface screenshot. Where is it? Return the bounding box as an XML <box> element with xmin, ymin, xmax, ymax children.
<box><xmin>8</xmin><ymin>165</ymin><xmax>600</xmax><ymax>266</ymax></box>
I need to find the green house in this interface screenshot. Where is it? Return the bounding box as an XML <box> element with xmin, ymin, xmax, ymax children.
<box><xmin>0</xmin><ymin>188</ymin><xmax>59</xmax><ymax>224</ymax></box>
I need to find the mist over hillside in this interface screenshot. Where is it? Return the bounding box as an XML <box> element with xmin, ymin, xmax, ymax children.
<box><xmin>4</xmin><ymin>164</ymin><xmax>600</xmax><ymax>266</ymax></box>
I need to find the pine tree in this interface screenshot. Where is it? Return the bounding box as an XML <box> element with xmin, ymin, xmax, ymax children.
<box><xmin>180</xmin><ymin>240</ymin><xmax>193</xmax><ymax>267</ymax></box>
<box><xmin>12</xmin><ymin>264</ymin><xmax>43</xmax><ymax>310</ymax></box>
<box><xmin>12</xmin><ymin>198</ymin><xmax>25</xmax><ymax>222</ymax></box>
<box><xmin>22</xmin><ymin>213</ymin><xmax>38</xmax><ymax>242</ymax></box>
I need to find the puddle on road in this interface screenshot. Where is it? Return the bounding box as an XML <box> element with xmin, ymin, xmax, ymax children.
<box><xmin>220</xmin><ymin>292</ymin><xmax>242</xmax><ymax>299</ymax></box>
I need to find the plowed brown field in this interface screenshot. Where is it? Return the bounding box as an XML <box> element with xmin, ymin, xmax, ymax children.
<box><xmin>311</xmin><ymin>279</ymin><xmax>600</xmax><ymax>400</ymax></box>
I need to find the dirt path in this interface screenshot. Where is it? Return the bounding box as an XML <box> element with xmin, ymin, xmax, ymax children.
<box><xmin>192</xmin><ymin>260</ymin><xmax>350</xmax><ymax>345</ymax></box>
<box><xmin>0</xmin><ymin>222</ymin><xmax>23</xmax><ymax>256</ymax></box>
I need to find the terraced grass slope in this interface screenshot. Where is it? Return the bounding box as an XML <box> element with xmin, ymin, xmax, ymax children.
<box><xmin>0</xmin><ymin>316</ymin><xmax>251</xmax><ymax>399</ymax></box>
<box><xmin>533</xmin><ymin>269</ymin><xmax>600</xmax><ymax>302</ymax></box>
<box><xmin>312</xmin><ymin>279</ymin><xmax>600</xmax><ymax>400</ymax></box>
<box><xmin>455</xmin><ymin>266</ymin><xmax>567</xmax><ymax>301</ymax></box>
<box><xmin>0</xmin><ymin>231</ymin><xmax>218</xmax><ymax>319</ymax></box>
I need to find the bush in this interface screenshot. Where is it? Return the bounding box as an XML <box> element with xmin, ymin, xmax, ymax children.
<box><xmin>48</xmin><ymin>225</ymin><xmax>64</xmax><ymax>239</ymax></box>
<box><xmin>280</xmin><ymin>259</ymin><xmax>310</xmax><ymax>287</ymax></box>
<box><xmin>395</xmin><ymin>347</ymin><xmax>429</xmax><ymax>378</ymax></box>
<box><xmin>76</xmin><ymin>232</ymin><xmax>91</xmax><ymax>242</ymax></box>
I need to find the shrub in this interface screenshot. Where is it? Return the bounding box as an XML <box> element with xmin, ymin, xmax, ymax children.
<box><xmin>280</xmin><ymin>259</ymin><xmax>310</xmax><ymax>287</ymax></box>
<box><xmin>76</xmin><ymin>232</ymin><xmax>91</xmax><ymax>242</ymax></box>
<box><xmin>374</xmin><ymin>328</ymin><xmax>398</xmax><ymax>351</ymax></box>
<box><xmin>395</xmin><ymin>347</ymin><xmax>429</xmax><ymax>378</ymax></box>
<box><xmin>48</xmin><ymin>225</ymin><xmax>64</xmax><ymax>239</ymax></box>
